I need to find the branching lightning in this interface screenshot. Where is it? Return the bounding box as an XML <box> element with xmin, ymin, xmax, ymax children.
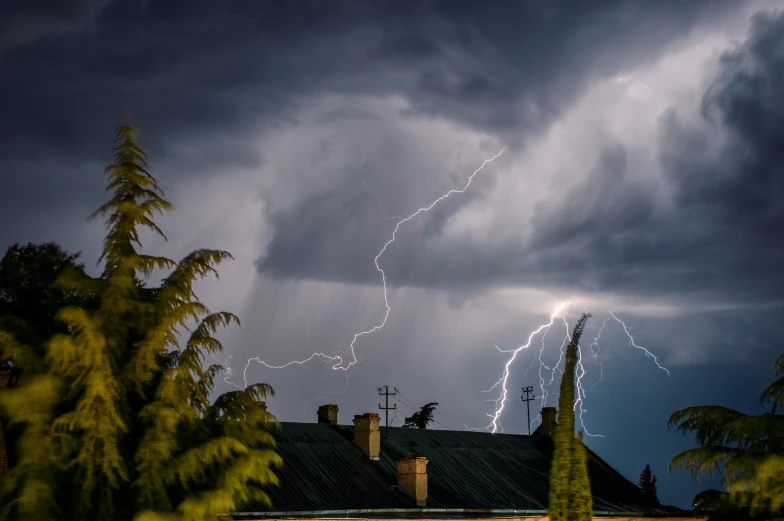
<box><xmin>221</xmin><ymin>355</ymin><xmax>245</xmax><ymax>391</ymax></box>
<box><xmin>475</xmin><ymin>302</ymin><xmax>569</xmax><ymax>433</ymax></box>
<box><xmin>478</xmin><ymin>302</ymin><xmax>670</xmax><ymax>436</ymax></box>
<box><xmin>363</xmin><ymin>180</ymin><xmax>402</xmax><ymax>221</ymax></box>
<box><xmin>239</xmin><ymin>147</ymin><xmax>507</xmax><ymax>389</ymax></box>
<box><xmin>228</xmin><ymin>136</ymin><xmax>667</xmax><ymax>439</ymax></box>
<box><xmin>608</xmin><ymin>312</ymin><xmax>670</xmax><ymax>375</ymax></box>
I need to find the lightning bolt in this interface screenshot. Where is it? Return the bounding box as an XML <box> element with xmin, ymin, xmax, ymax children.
<box><xmin>574</xmin><ymin>331</ymin><xmax>603</xmax><ymax>438</ymax></box>
<box><xmin>474</xmin><ymin>302</ymin><xmax>569</xmax><ymax>433</ymax></box>
<box><xmin>220</xmin><ymin>355</ymin><xmax>245</xmax><ymax>391</ymax></box>
<box><xmin>608</xmin><ymin>312</ymin><xmax>670</xmax><ymax>375</ymax></box>
<box><xmin>363</xmin><ymin>180</ymin><xmax>402</xmax><ymax>221</ymax></box>
<box><xmin>480</xmin><ymin>303</ymin><xmax>670</xmax><ymax>436</ymax></box>
<box><xmin>587</xmin><ymin>316</ymin><xmax>608</xmax><ymax>391</ymax></box>
<box><xmin>241</xmin><ymin>147</ymin><xmax>507</xmax><ymax>389</ymax></box>
<box><xmin>614</xmin><ymin>75</ymin><xmax>654</xmax><ymax>97</ymax></box>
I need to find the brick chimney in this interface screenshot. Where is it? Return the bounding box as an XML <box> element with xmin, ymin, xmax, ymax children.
<box><xmin>397</xmin><ymin>453</ymin><xmax>428</xmax><ymax>506</ymax></box>
<box><xmin>536</xmin><ymin>407</ymin><xmax>557</xmax><ymax>436</ymax></box>
<box><xmin>352</xmin><ymin>412</ymin><xmax>380</xmax><ymax>460</ymax></box>
<box><xmin>317</xmin><ymin>404</ymin><xmax>339</xmax><ymax>424</ymax></box>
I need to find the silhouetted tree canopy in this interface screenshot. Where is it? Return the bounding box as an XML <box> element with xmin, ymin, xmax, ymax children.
<box><xmin>549</xmin><ymin>313</ymin><xmax>593</xmax><ymax>521</ymax></box>
<box><xmin>0</xmin><ymin>242</ymin><xmax>90</xmax><ymax>377</ymax></box>
<box><xmin>403</xmin><ymin>403</ymin><xmax>439</xmax><ymax>429</ymax></box>
<box><xmin>638</xmin><ymin>464</ymin><xmax>659</xmax><ymax>504</ymax></box>
<box><xmin>0</xmin><ymin>242</ymin><xmax>96</xmax><ymax>484</ymax></box>
<box><xmin>0</xmin><ymin>123</ymin><xmax>281</xmax><ymax>521</ymax></box>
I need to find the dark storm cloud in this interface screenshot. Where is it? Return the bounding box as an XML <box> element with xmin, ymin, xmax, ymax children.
<box><xmin>0</xmin><ymin>0</ymin><xmax>112</xmax><ymax>52</ymax></box>
<box><xmin>521</xmin><ymin>9</ymin><xmax>784</xmax><ymax>302</ymax></box>
<box><xmin>0</xmin><ymin>0</ymin><xmax>762</xmax><ymax>298</ymax></box>
<box><xmin>258</xmin><ymin>157</ymin><xmax>497</xmax><ymax>286</ymax></box>
<box><xmin>258</xmin><ymin>8</ymin><xmax>784</xmax><ymax>305</ymax></box>
<box><xmin>1</xmin><ymin>0</ymin><xmax>737</xmax><ymax>165</ymax></box>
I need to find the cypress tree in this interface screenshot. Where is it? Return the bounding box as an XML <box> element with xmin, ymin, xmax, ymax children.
<box><xmin>549</xmin><ymin>313</ymin><xmax>593</xmax><ymax>521</ymax></box>
<box><xmin>0</xmin><ymin>123</ymin><xmax>281</xmax><ymax>521</ymax></box>
<box><xmin>638</xmin><ymin>464</ymin><xmax>659</xmax><ymax>503</ymax></box>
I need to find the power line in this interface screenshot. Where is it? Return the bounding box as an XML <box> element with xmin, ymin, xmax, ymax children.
<box><xmin>521</xmin><ymin>385</ymin><xmax>536</xmax><ymax>435</ymax></box>
<box><xmin>390</xmin><ymin>406</ymin><xmax>399</xmax><ymax>427</ymax></box>
<box><xmin>378</xmin><ymin>385</ymin><xmax>398</xmax><ymax>439</ymax></box>
<box><xmin>395</xmin><ymin>391</ymin><xmax>418</xmax><ymax>411</ymax></box>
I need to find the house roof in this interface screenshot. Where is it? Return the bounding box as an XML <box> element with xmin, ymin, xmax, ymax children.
<box><xmin>237</xmin><ymin>422</ymin><xmax>687</xmax><ymax>519</ymax></box>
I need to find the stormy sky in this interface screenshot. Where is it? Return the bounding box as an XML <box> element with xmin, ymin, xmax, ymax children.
<box><xmin>2</xmin><ymin>0</ymin><xmax>783</xmax><ymax>509</ymax></box>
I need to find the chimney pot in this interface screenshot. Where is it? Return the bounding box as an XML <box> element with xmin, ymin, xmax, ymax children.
<box><xmin>397</xmin><ymin>454</ymin><xmax>428</xmax><ymax>506</ymax></box>
<box><xmin>352</xmin><ymin>412</ymin><xmax>380</xmax><ymax>460</ymax></box>
<box><xmin>317</xmin><ymin>404</ymin><xmax>339</xmax><ymax>424</ymax></box>
<box><xmin>537</xmin><ymin>407</ymin><xmax>558</xmax><ymax>436</ymax></box>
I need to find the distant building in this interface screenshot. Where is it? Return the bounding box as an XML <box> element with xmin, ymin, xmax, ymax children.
<box><xmin>234</xmin><ymin>404</ymin><xmax>706</xmax><ymax>521</ymax></box>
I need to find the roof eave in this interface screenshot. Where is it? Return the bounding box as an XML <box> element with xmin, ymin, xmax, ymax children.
<box><xmin>232</xmin><ymin>508</ymin><xmax>703</xmax><ymax>519</ymax></box>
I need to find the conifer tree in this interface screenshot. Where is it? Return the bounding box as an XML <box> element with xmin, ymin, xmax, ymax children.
<box><xmin>638</xmin><ymin>464</ymin><xmax>659</xmax><ymax>503</ymax></box>
<box><xmin>549</xmin><ymin>313</ymin><xmax>593</xmax><ymax>521</ymax></box>
<box><xmin>0</xmin><ymin>123</ymin><xmax>281</xmax><ymax>521</ymax></box>
<box><xmin>669</xmin><ymin>352</ymin><xmax>784</xmax><ymax>517</ymax></box>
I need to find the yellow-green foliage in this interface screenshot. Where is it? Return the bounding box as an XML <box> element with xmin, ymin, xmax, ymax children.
<box><xmin>670</xmin><ymin>353</ymin><xmax>784</xmax><ymax>516</ymax></box>
<box><xmin>0</xmin><ymin>124</ymin><xmax>281</xmax><ymax>521</ymax></box>
<box><xmin>548</xmin><ymin>313</ymin><xmax>593</xmax><ymax>521</ymax></box>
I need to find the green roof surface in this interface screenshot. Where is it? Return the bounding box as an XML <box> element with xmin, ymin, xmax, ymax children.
<box><xmin>238</xmin><ymin>422</ymin><xmax>685</xmax><ymax>518</ymax></box>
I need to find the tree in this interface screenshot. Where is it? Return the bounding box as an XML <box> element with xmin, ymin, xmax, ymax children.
<box><xmin>0</xmin><ymin>242</ymin><xmax>92</xmax><ymax>493</ymax></box>
<box><xmin>402</xmin><ymin>403</ymin><xmax>439</xmax><ymax>429</ymax></box>
<box><xmin>669</xmin><ymin>353</ymin><xmax>784</xmax><ymax>518</ymax></box>
<box><xmin>0</xmin><ymin>242</ymin><xmax>118</xmax><ymax>487</ymax></box>
<box><xmin>0</xmin><ymin>242</ymin><xmax>89</xmax><ymax>375</ymax></box>
<box><xmin>549</xmin><ymin>313</ymin><xmax>593</xmax><ymax>521</ymax></box>
<box><xmin>638</xmin><ymin>464</ymin><xmax>659</xmax><ymax>503</ymax></box>
<box><xmin>0</xmin><ymin>123</ymin><xmax>281</xmax><ymax>521</ymax></box>
<box><xmin>0</xmin><ymin>368</ymin><xmax>8</xmax><ymax>475</ymax></box>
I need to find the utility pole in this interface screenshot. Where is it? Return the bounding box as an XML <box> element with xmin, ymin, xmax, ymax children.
<box><xmin>378</xmin><ymin>385</ymin><xmax>398</xmax><ymax>439</ymax></box>
<box><xmin>521</xmin><ymin>385</ymin><xmax>536</xmax><ymax>435</ymax></box>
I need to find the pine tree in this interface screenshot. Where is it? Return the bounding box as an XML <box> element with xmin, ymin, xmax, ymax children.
<box><xmin>548</xmin><ymin>313</ymin><xmax>593</xmax><ymax>521</ymax></box>
<box><xmin>0</xmin><ymin>123</ymin><xmax>282</xmax><ymax>521</ymax></box>
<box><xmin>638</xmin><ymin>464</ymin><xmax>659</xmax><ymax>503</ymax></box>
<box><xmin>402</xmin><ymin>403</ymin><xmax>439</xmax><ymax>429</ymax></box>
<box><xmin>669</xmin><ymin>353</ymin><xmax>784</xmax><ymax>517</ymax></box>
